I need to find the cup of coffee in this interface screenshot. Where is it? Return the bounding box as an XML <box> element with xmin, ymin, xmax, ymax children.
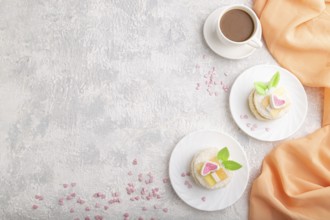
<box><xmin>216</xmin><ymin>5</ymin><xmax>262</xmax><ymax>48</ymax></box>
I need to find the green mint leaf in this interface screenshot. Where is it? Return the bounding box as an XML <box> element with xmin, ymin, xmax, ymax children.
<box><xmin>223</xmin><ymin>160</ymin><xmax>242</xmax><ymax>170</ymax></box>
<box><xmin>217</xmin><ymin>147</ymin><xmax>230</xmax><ymax>162</ymax></box>
<box><xmin>268</xmin><ymin>71</ymin><xmax>280</xmax><ymax>89</ymax></box>
<box><xmin>254</xmin><ymin>82</ymin><xmax>267</xmax><ymax>95</ymax></box>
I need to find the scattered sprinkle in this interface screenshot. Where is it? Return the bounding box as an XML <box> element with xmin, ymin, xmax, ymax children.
<box><xmin>163</xmin><ymin>208</ymin><xmax>168</xmax><ymax>213</ymax></box>
<box><xmin>85</xmin><ymin>207</ymin><xmax>91</xmax><ymax>212</ymax></box>
<box><xmin>63</xmin><ymin>184</ymin><xmax>69</xmax><ymax>188</ymax></box>
<box><xmin>32</xmin><ymin>205</ymin><xmax>38</xmax><ymax>210</ymax></box>
<box><xmin>201</xmin><ymin>196</ymin><xmax>206</xmax><ymax>202</ymax></box>
<box><xmin>132</xmin><ymin>159</ymin><xmax>138</xmax><ymax>165</ymax></box>
<box><xmin>71</xmin><ymin>183</ymin><xmax>77</xmax><ymax>187</ymax></box>
<box><xmin>70</xmin><ymin>208</ymin><xmax>74</xmax><ymax>213</ymax></box>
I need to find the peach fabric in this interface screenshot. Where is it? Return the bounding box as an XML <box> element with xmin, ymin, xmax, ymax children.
<box><xmin>249</xmin><ymin>0</ymin><xmax>330</xmax><ymax>220</ymax></box>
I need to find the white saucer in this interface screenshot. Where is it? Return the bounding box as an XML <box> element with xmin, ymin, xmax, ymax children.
<box><xmin>203</xmin><ymin>7</ymin><xmax>262</xmax><ymax>59</ymax></box>
<box><xmin>229</xmin><ymin>65</ymin><xmax>308</xmax><ymax>142</ymax></box>
<box><xmin>169</xmin><ymin>130</ymin><xmax>249</xmax><ymax>211</ymax></box>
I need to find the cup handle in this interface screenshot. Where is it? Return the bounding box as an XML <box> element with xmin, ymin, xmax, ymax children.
<box><xmin>248</xmin><ymin>38</ymin><xmax>263</xmax><ymax>48</ymax></box>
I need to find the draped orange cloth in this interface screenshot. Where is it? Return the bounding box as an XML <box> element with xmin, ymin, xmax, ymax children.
<box><xmin>249</xmin><ymin>0</ymin><xmax>330</xmax><ymax>220</ymax></box>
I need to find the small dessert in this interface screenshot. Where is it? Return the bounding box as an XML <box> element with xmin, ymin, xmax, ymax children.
<box><xmin>248</xmin><ymin>72</ymin><xmax>291</xmax><ymax>120</ymax></box>
<box><xmin>190</xmin><ymin>147</ymin><xmax>242</xmax><ymax>190</ymax></box>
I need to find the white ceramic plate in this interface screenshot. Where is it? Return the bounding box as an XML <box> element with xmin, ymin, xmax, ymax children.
<box><xmin>203</xmin><ymin>7</ymin><xmax>262</xmax><ymax>59</ymax></box>
<box><xmin>229</xmin><ymin>64</ymin><xmax>308</xmax><ymax>141</ymax></box>
<box><xmin>169</xmin><ymin>130</ymin><xmax>249</xmax><ymax>211</ymax></box>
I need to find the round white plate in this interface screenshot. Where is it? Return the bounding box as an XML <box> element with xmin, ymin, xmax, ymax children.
<box><xmin>203</xmin><ymin>7</ymin><xmax>262</xmax><ymax>59</ymax></box>
<box><xmin>229</xmin><ymin>64</ymin><xmax>308</xmax><ymax>142</ymax></box>
<box><xmin>169</xmin><ymin>130</ymin><xmax>249</xmax><ymax>211</ymax></box>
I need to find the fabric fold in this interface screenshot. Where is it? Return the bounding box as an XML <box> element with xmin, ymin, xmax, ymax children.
<box><xmin>250</xmin><ymin>0</ymin><xmax>330</xmax><ymax>219</ymax></box>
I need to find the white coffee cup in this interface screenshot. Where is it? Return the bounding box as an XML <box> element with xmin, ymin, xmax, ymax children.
<box><xmin>216</xmin><ymin>5</ymin><xmax>262</xmax><ymax>48</ymax></box>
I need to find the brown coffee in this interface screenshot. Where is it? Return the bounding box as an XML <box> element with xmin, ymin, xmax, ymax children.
<box><xmin>220</xmin><ymin>9</ymin><xmax>254</xmax><ymax>42</ymax></box>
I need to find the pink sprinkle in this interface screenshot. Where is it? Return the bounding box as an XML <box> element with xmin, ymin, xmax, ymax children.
<box><xmin>181</xmin><ymin>172</ymin><xmax>185</xmax><ymax>177</ymax></box>
<box><xmin>132</xmin><ymin>159</ymin><xmax>138</xmax><ymax>165</ymax></box>
<box><xmin>104</xmin><ymin>205</ymin><xmax>109</xmax><ymax>210</ymax></box>
<box><xmin>123</xmin><ymin>213</ymin><xmax>129</xmax><ymax>217</ymax></box>
<box><xmin>146</xmin><ymin>196</ymin><xmax>151</xmax><ymax>200</ymax></box>
<box><xmin>71</xmin><ymin>183</ymin><xmax>77</xmax><ymax>187</ymax></box>
<box><xmin>95</xmin><ymin>203</ymin><xmax>101</xmax><ymax>208</ymax></box>
<box><xmin>85</xmin><ymin>207</ymin><xmax>91</xmax><ymax>212</ymax></box>
<box><xmin>138</xmin><ymin>217</ymin><xmax>144</xmax><ymax>220</ymax></box>
<box><xmin>63</xmin><ymin>184</ymin><xmax>69</xmax><ymax>188</ymax></box>
<box><xmin>195</xmin><ymin>86</ymin><xmax>200</xmax><ymax>90</ymax></box>
<box><xmin>135</xmin><ymin>196</ymin><xmax>140</xmax><ymax>201</ymax></box>
<box><xmin>77</xmin><ymin>198</ymin><xmax>85</xmax><ymax>204</ymax></box>
<box><xmin>157</xmin><ymin>195</ymin><xmax>161</xmax><ymax>199</ymax></box>
<box><xmin>153</xmin><ymin>205</ymin><xmax>158</xmax><ymax>209</ymax></box>
<box><xmin>201</xmin><ymin>196</ymin><xmax>206</xmax><ymax>202</ymax></box>
<box><xmin>66</xmin><ymin>195</ymin><xmax>73</xmax><ymax>200</ymax></box>
<box><xmin>163</xmin><ymin>208</ymin><xmax>168</xmax><ymax>213</ymax></box>
<box><xmin>150</xmin><ymin>218</ymin><xmax>155</xmax><ymax>220</ymax></box>
<box><xmin>196</xmin><ymin>83</ymin><xmax>200</xmax><ymax>86</ymax></box>
<box><xmin>71</xmin><ymin>192</ymin><xmax>76</xmax><ymax>197</ymax></box>
<box><xmin>128</xmin><ymin>171</ymin><xmax>133</xmax><ymax>176</ymax></box>
<box><xmin>85</xmin><ymin>217</ymin><xmax>91</xmax><ymax>220</ymax></box>
<box><xmin>94</xmin><ymin>215</ymin><xmax>103</xmax><ymax>220</ymax></box>
<box><xmin>142</xmin><ymin>207</ymin><xmax>147</xmax><ymax>211</ymax></box>
<box><xmin>184</xmin><ymin>180</ymin><xmax>189</xmax><ymax>185</ymax></box>
<box><xmin>35</xmin><ymin>195</ymin><xmax>44</xmax><ymax>201</ymax></box>
<box><xmin>70</xmin><ymin>208</ymin><xmax>75</xmax><ymax>213</ymax></box>
<box><xmin>32</xmin><ymin>204</ymin><xmax>38</xmax><ymax>210</ymax></box>
<box><xmin>162</xmin><ymin>177</ymin><xmax>169</xmax><ymax>184</ymax></box>
<box><xmin>74</xmin><ymin>218</ymin><xmax>80</xmax><ymax>220</ymax></box>
<box><xmin>214</xmin><ymin>92</ymin><xmax>218</xmax><ymax>96</ymax></box>
<box><xmin>100</xmin><ymin>194</ymin><xmax>106</xmax><ymax>199</ymax></box>
<box><xmin>114</xmin><ymin>192</ymin><xmax>120</xmax><ymax>197</ymax></box>
<box><xmin>130</xmin><ymin>197</ymin><xmax>134</xmax><ymax>201</ymax></box>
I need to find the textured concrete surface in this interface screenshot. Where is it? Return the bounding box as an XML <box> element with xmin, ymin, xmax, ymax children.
<box><xmin>0</xmin><ymin>0</ymin><xmax>323</xmax><ymax>219</ymax></box>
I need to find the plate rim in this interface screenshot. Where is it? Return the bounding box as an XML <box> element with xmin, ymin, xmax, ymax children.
<box><xmin>168</xmin><ymin>129</ymin><xmax>249</xmax><ymax>211</ymax></box>
<box><xmin>229</xmin><ymin>64</ymin><xmax>308</xmax><ymax>142</ymax></box>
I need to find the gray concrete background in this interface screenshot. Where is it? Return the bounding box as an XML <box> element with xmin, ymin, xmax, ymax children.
<box><xmin>0</xmin><ymin>0</ymin><xmax>323</xmax><ymax>219</ymax></box>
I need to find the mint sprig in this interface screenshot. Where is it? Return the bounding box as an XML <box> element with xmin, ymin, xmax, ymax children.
<box><xmin>216</xmin><ymin>147</ymin><xmax>242</xmax><ymax>171</ymax></box>
<box><xmin>217</xmin><ymin>147</ymin><xmax>229</xmax><ymax>161</ymax></box>
<box><xmin>223</xmin><ymin>160</ymin><xmax>242</xmax><ymax>170</ymax></box>
<box><xmin>254</xmin><ymin>71</ymin><xmax>280</xmax><ymax>95</ymax></box>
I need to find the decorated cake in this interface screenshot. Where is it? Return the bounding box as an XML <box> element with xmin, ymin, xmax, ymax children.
<box><xmin>190</xmin><ymin>147</ymin><xmax>242</xmax><ymax>190</ymax></box>
<box><xmin>248</xmin><ymin>72</ymin><xmax>291</xmax><ymax>120</ymax></box>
